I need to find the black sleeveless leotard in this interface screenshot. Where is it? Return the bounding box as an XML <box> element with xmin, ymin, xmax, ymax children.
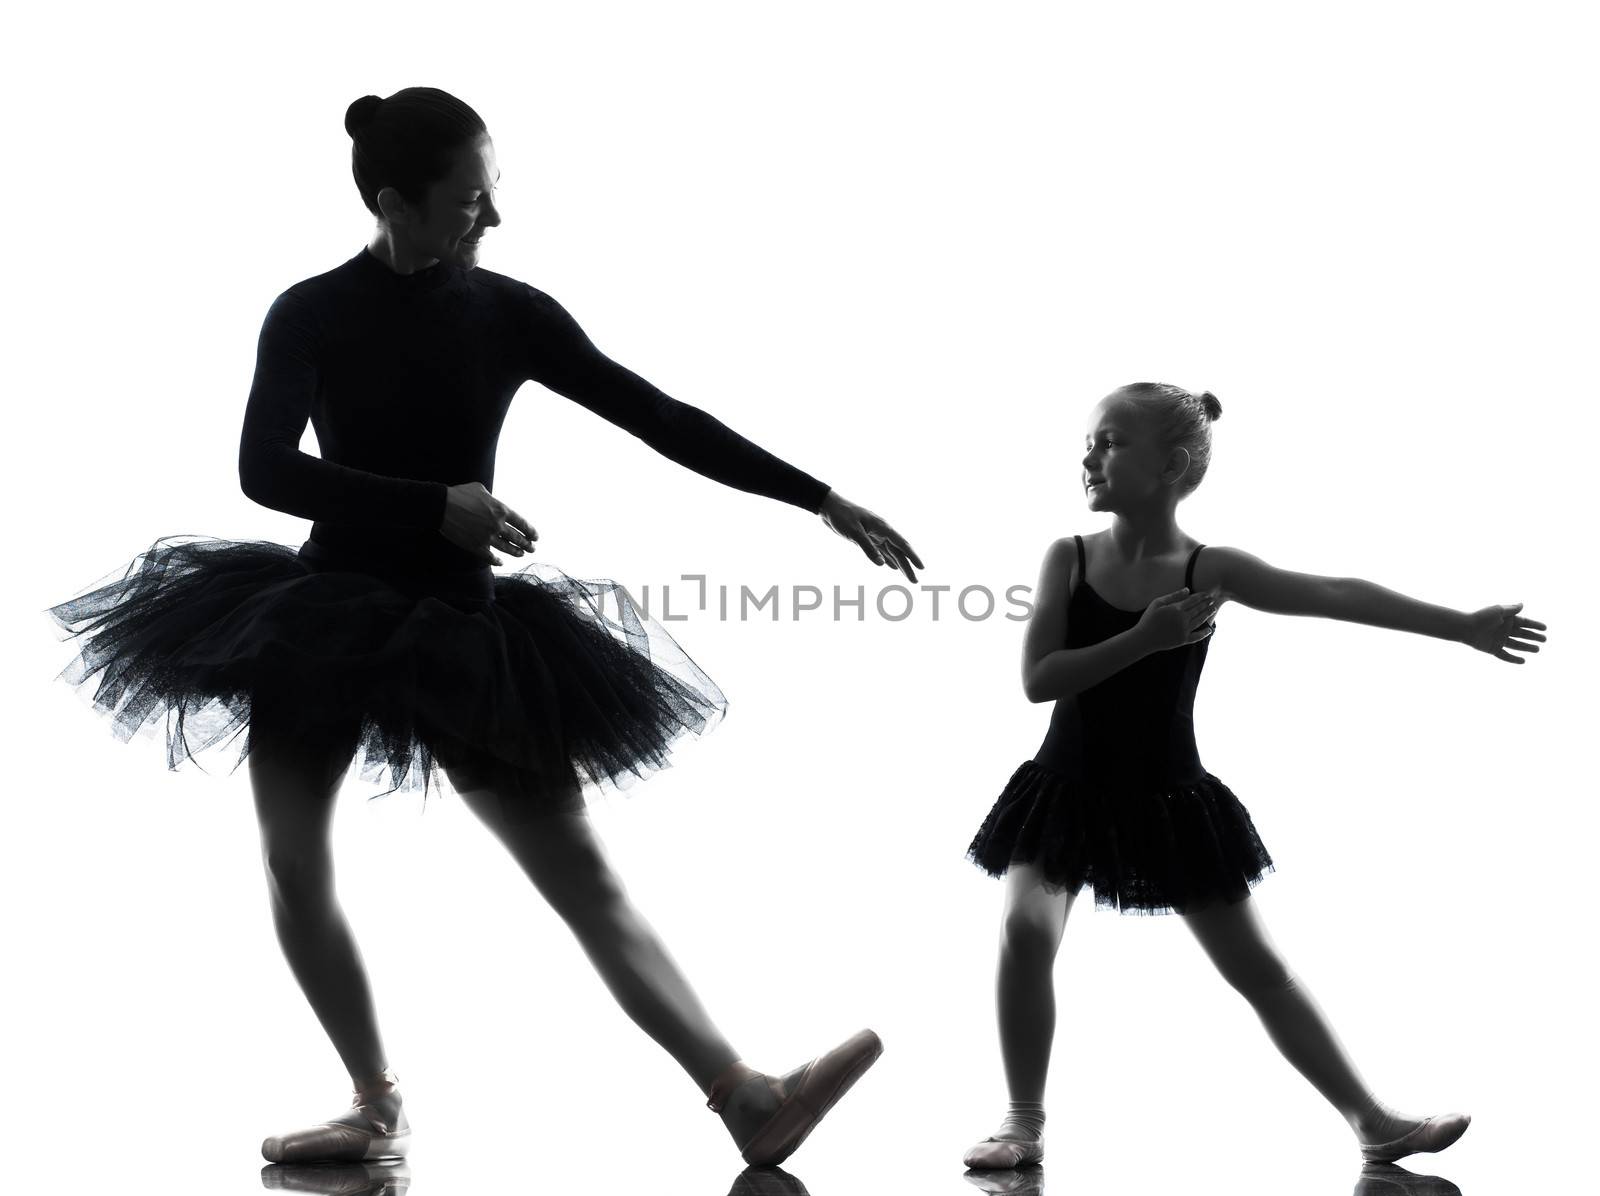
<box><xmin>967</xmin><ymin>535</ymin><xmax>1275</xmax><ymax>915</ymax></box>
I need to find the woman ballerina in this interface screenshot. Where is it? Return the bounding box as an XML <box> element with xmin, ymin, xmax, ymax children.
<box><xmin>962</xmin><ymin>382</ymin><xmax>1543</xmax><ymax>1169</ymax></box>
<box><xmin>46</xmin><ymin>86</ymin><xmax>922</xmax><ymax>1168</ymax></box>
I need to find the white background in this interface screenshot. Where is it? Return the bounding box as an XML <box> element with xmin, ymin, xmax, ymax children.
<box><xmin>5</xmin><ymin>2</ymin><xmax>1594</xmax><ymax>1193</ymax></box>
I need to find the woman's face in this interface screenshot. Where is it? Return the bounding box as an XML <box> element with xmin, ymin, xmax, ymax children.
<box><xmin>381</xmin><ymin>135</ymin><xmax>502</xmax><ymax>270</ymax></box>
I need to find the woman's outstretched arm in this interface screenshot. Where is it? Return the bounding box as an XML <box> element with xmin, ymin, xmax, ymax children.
<box><xmin>1202</xmin><ymin>546</ymin><xmax>1546</xmax><ymax>663</ymax></box>
<box><xmin>518</xmin><ymin>282</ymin><xmax>924</xmax><ymax>579</ymax></box>
<box><xmin>518</xmin><ymin>284</ymin><xmax>833</xmax><ymax>513</ymax></box>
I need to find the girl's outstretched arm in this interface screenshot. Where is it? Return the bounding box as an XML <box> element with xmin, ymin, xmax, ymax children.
<box><xmin>1203</xmin><ymin>546</ymin><xmax>1546</xmax><ymax>663</ymax></box>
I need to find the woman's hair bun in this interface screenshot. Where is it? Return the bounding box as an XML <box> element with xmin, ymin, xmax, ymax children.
<box><xmin>1198</xmin><ymin>390</ymin><xmax>1222</xmax><ymax>422</ymax></box>
<box><xmin>344</xmin><ymin>95</ymin><xmax>384</xmax><ymax>140</ymax></box>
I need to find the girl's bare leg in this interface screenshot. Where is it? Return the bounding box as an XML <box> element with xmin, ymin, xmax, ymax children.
<box><xmin>249</xmin><ymin>700</ymin><xmax>402</xmax><ymax>1128</ymax></box>
<box><xmin>996</xmin><ymin>864</ymin><xmax>1075</xmax><ymax>1106</ymax></box>
<box><xmin>443</xmin><ymin>758</ymin><xmax>781</xmax><ymax>1146</ymax></box>
<box><xmin>965</xmin><ymin>862</ymin><xmax>1075</xmax><ymax>1165</ymax></box>
<box><xmin>1181</xmin><ymin>893</ymin><xmax>1425</xmax><ymax>1142</ymax></box>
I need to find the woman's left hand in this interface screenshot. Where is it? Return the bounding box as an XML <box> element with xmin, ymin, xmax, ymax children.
<box><xmin>819</xmin><ymin>490</ymin><xmax>924</xmax><ymax>583</ymax></box>
<box><xmin>1464</xmin><ymin>602</ymin><xmax>1547</xmax><ymax>663</ymax></box>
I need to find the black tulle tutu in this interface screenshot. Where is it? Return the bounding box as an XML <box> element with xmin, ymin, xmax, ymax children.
<box><xmin>967</xmin><ymin>759</ymin><xmax>1275</xmax><ymax>915</ymax></box>
<box><xmin>45</xmin><ymin>535</ymin><xmax>726</xmax><ymax>820</ymax></box>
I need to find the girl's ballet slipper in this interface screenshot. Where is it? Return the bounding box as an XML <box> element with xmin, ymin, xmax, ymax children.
<box><xmin>261</xmin><ymin>1069</ymin><xmax>412</xmax><ymax>1165</ymax></box>
<box><xmin>962</xmin><ymin>1135</ymin><xmax>1044</xmax><ymax>1169</ymax></box>
<box><xmin>1358</xmin><ymin>1112</ymin><xmax>1471</xmax><ymax>1164</ymax></box>
<box><xmin>706</xmin><ymin>1028</ymin><xmax>884</xmax><ymax>1167</ymax></box>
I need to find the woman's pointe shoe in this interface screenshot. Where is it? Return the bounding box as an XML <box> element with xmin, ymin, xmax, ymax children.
<box><xmin>1358</xmin><ymin>1112</ymin><xmax>1471</xmax><ymax>1164</ymax></box>
<box><xmin>963</xmin><ymin>1135</ymin><xmax>1044</xmax><ymax>1169</ymax></box>
<box><xmin>706</xmin><ymin>1028</ymin><xmax>884</xmax><ymax>1167</ymax></box>
<box><xmin>261</xmin><ymin>1069</ymin><xmax>413</xmax><ymax>1164</ymax></box>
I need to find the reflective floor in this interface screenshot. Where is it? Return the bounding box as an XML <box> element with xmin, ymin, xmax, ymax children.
<box><xmin>253</xmin><ymin>1158</ymin><xmax>1469</xmax><ymax>1194</ymax></box>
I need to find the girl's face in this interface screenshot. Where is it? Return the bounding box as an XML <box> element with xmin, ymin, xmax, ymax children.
<box><xmin>1081</xmin><ymin>395</ymin><xmax>1180</xmax><ymax>513</ymax></box>
<box><xmin>381</xmin><ymin>135</ymin><xmax>502</xmax><ymax>270</ymax></box>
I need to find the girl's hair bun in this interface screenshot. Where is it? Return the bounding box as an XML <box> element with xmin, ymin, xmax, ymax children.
<box><xmin>1116</xmin><ymin>380</ymin><xmax>1219</xmax><ymax>495</ymax></box>
<box><xmin>344</xmin><ymin>94</ymin><xmax>384</xmax><ymax>140</ymax></box>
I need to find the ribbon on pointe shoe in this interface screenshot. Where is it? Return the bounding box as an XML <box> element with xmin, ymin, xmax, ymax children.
<box><xmin>706</xmin><ymin>1061</ymin><xmax>784</xmax><ymax>1113</ymax></box>
<box><xmin>349</xmin><ymin>1068</ymin><xmax>401</xmax><ymax>1130</ymax></box>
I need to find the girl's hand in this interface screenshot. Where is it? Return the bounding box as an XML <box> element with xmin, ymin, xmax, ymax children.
<box><xmin>438</xmin><ymin>481</ymin><xmax>538</xmax><ymax>567</ymax></box>
<box><xmin>818</xmin><ymin>489</ymin><xmax>925</xmax><ymax>583</ymax></box>
<box><xmin>1135</xmin><ymin>587</ymin><xmax>1222</xmax><ymax>652</ymax></box>
<box><xmin>1464</xmin><ymin>602</ymin><xmax>1546</xmax><ymax>663</ymax></box>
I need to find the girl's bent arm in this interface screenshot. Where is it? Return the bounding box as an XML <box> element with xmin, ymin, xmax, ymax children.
<box><xmin>1021</xmin><ymin>537</ymin><xmax>1158</xmax><ymax>703</ymax></box>
<box><xmin>1207</xmin><ymin>546</ymin><xmax>1470</xmax><ymax>643</ymax></box>
<box><xmin>1027</xmin><ymin>632</ymin><xmax>1160</xmax><ymax>703</ymax></box>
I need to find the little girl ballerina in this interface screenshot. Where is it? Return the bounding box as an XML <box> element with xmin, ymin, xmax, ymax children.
<box><xmin>963</xmin><ymin>382</ymin><xmax>1544</xmax><ymax>1169</ymax></box>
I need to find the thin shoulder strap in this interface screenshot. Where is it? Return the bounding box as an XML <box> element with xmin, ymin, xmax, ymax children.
<box><xmin>1073</xmin><ymin>534</ymin><xmax>1086</xmax><ymax>593</ymax></box>
<box><xmin>1184</xmin><ymin>543</ymin><xmax>1205</xmax><ymax>590</ymax></box>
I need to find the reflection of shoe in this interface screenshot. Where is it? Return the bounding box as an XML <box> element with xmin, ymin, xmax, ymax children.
<box><xmin>260</xmin><ymin>1160</ymin><xmax>413</xmax><ymax>1194</ymax></box>
<box><xmin>707</xmin><ymin>1028</ymin><xmax>884</xmax><ymax>1167</ymax></box>
<box><xmin>727</xmin><ymin>1164</ymin><xmax>811</xmax><ymax>1195</ymax></box>
<box><xmin>1358</xmin><ymin>1113</ymin><xmax>1470</xmax><ymax>1164</ymax></box>
<box><xmin>261</xmin><ymin>1069</ymin><xmax>413</xmax><ymax>1165</ymax></box>
<box><xmin>1353</xmin><ymin>1161</ymin><xmax>1463</xmax><ymax>1195</ymax></box>
<box><xmin>963</xmin><ymin>1136</ymin><xmax>1044</xmax><ymax>1169</ymax></box>
<box><xmin>961</xmin><ymin>1163</ymin><xmax>1043</xmax><ymax>1194</ymax></box>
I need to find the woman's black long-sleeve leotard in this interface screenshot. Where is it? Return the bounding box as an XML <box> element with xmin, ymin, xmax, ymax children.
<box><xmin>238</xmin><ymin>246</ymin><xmax>831</xmax><ymax>571</ymax></box>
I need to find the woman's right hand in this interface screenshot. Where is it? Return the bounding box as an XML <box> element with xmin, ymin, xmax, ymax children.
<box><xmin>438</xmin><ymin>482</ymin><xmax>537</xmax><ymax>566</ymax></box>
<box><xmin>1135</xmin><ymin>587</ymin><xmax>1221</xmax><ymax>652</ymax></box>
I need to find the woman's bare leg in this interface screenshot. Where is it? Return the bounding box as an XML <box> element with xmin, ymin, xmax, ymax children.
<box><xmin>443</xmin><ymin>759</ymin><xmax>780</xmax><ymax>1144</ymax></box>
<box><xmin>249</xmin><ymin>698</ymin><xmax>400</xmax><ymax>1125</ymax></box>
<box><xmin>1181</xmin><ymin>893</ymin><xmax>1424</xmax><ymax>1141</ymax></box>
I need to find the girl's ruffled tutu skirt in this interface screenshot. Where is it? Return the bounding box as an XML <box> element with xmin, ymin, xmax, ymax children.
<box><xmin>966</xmin><ymin>759</ymin><xmax>1276</xmax><ymax>915</ymax></box>
<box><xmin>45</xmin><ymin>535</ymin><xmax>726</xmax><ymax>822</ymax></box>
